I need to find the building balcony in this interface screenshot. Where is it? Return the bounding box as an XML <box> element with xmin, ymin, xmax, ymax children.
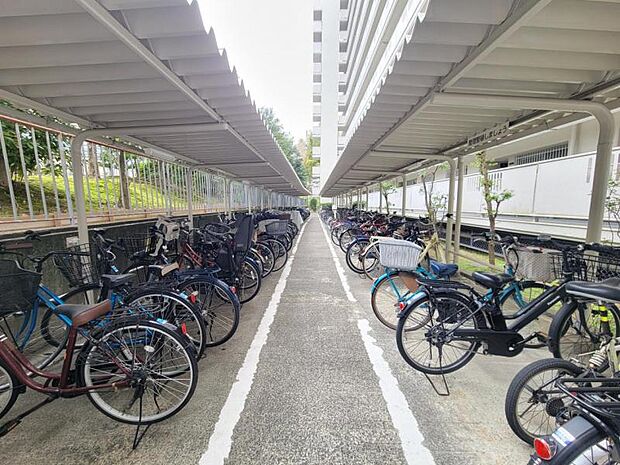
<box><xmin>312</xmin><ymin>126</ymin><xmax>320</xmax><ymax>137</ymax></box>
<box><xmin>312</xmin><ymin>146</ymin><xmax>321</xmax><ymax>160</ymax></box>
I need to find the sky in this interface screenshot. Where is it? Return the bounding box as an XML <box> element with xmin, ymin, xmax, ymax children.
<box><xmin>198</xmin><ymin>0</ymin><xmax>313</xmax><ymax>142</ymax></box>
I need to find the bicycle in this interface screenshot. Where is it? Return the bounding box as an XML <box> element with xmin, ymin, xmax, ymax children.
<box><xmin>0</xmin><ymin>260</ymin><xmax>198</xmax><ymax>440</ymax></box>
<box><xmin>396</xmin><ymin>242</ymin><xmax>620</xmax><ymax>375</ymax></box>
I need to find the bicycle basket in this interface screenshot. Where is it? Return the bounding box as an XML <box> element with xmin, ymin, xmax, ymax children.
<box><xmin>53</xmin><ymin>244</ymin><xmax>100</xmax><ymax>287</ymax></box>
<box><xmin>0</xmin><ymin>259</ymin><xmax>41</xmax><ymax>316</ymax></box>
<box><xmin>119</xmin><ymin>233</ymin><xmax>157</xmax><ymax>258</ymax></box>
<box><xmin>515</xmin><ymin>247</ymin><xmax>556</xmax><ymax>282</ymax></box>
<box><xmin>551</xmin><ymin>250</ymin><xmax>620</xmax><ymax>282</ymax></box>
<box><xmin>378</xmin><ymin>237</ymin><xmax>422</xmax><ymax>272</ymax></box>
<box><xmin>264</xmin><ymin>220</ymin><xmax>289</xmax><ymax>236</ymax></box>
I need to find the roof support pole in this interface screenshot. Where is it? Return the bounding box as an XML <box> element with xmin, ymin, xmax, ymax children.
<box><xmin>379</xmin><ymin>184</ymin><xmax>383</xmax><ymax>213</ymax></box>
<box><xmin>371</xmin><ymin>151</ymin><xmax>457</xmax><ymax>261</ymax></box>
<box><xmin>453</xmin><ymin>156</ymin><xmax>465</xmax><ymax>263</ymax></box>
<box><xmin>70</xmin><ymin>131</ymin><xmax>89</xmax><ymax>245</ymax></box>
<box><xmin>365</xmin><ymin>187</ymin><xmax>369</xmax><ymax>211</ymax></box>
<box><xmin>187</xmin><ymin>168</ymin><xmax>194</xmax><ymax>229</ymax></box>
<box><xmin>430</xmin><ymin>92</ymin><xmax>616</xmax><ymax>243</ymax></box>
<box><xmin>401</xmin><ymin>174</ymin><xmax>407</xmax><ymax>217</ymax></box>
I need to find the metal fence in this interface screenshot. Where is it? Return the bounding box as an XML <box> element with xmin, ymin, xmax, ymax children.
<box><xmin>0</xmin><ymin>112</ymin><xmax>299</xmax><ymax>233</ymax></box>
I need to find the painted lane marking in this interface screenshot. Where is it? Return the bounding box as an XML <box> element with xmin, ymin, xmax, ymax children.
<box><xmin>320</xmin><ymin>221</ymin><xmax>435</xmax><ymax>465</ymax></box>
<box><xmin>358</xmin><ymin>319</ymin><xmax>436</xmax><ymax>465</ymax></box>
<box><xmin>198</xmin><ymin>219</ymin><xmax>309</xmax><ymax>465</ymax></box>
<box><xmin>319</xmin><ymin>222</ymin><xmax>356</xmax><ymax>302</ymax></box>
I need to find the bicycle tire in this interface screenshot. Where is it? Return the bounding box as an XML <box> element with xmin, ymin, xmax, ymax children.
<box><xmin>505</xmin><ymin>358</ymin><xmax>582</xmax><ymax>445</ymax></box>
<box><xmin>262</xmin><ymin>238</ymin><xmax>288</xmax><ymax>272</ymax></box>
<box><xmin>177</xmin><ymin>276</ymin><xmax>240</xmax><ymax>347</ymax></box>
<box><xmin>238</xmin><ymin>258</ymin><xmax>262</xmax><ymax>304</ymax></box>
<box><xmin>548</xmin><ymin>300</ymin><xmax>620</xmax><ymax>362</ymax></box>
<box><xmin>125</xmin><ymin>288</ymin><xmax>207</xmax><ymax>359</ymax></box>
<box><xmin>371</xmin><ymin>271</ymin><xmax>417</xmax><ymax>330</ymax></box>
<box><xmin>500</xmin><ymin>281</ymin><xmax>549</xmax><ymax>319</ymax></box>
<box><xmin>396</xmin><ymin>291</ymin><xmax>483</xmax><ymax>375</ymax></box>
<box><xmin>76</xmin><ymin>317</ymin><xmax>198</xmax><ymax>425</ymax></box>
<box><xmin>345</xmin><ymin>239</ymin><xmax>368</xmax><ymax>274</ymax></box>
<box><xmin>0</xmin><ymin>358</ymin><xmax>20</xmax><ymax>420</ymax></box>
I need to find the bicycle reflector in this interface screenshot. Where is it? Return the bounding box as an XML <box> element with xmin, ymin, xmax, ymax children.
<box><xmin>398</xmin><ymin>302</ymin><xmax>406</xmax><ymax>311</ymax></box>
<box><xmin>533</xmin><ymin>437</ymin><xmax>556</xmax><ymax>461</ymax></box>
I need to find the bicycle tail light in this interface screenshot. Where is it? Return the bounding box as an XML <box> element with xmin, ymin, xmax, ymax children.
<box><xmin>533</xmin><ymin>437</ymin><xmax>556</xmax><ymax>461</ymax></box>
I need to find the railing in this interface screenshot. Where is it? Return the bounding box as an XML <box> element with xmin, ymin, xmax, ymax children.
<box><xmin>0</xmin><ymin>112</ymin><xmax>297</xmax><ymax>233</ymax></box>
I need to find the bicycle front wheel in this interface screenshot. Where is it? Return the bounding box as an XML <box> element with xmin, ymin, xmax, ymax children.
<box><xmin>505</xmin><ymin>358</ymin><xmax>582</xmax><ymax>445</ymax></box>
<box><xmin>125</xmin><ymin>289</ymin><xmax>207</xmax><ymax>359</ymax></box>
<box><xmin>549</xmin><ymin>301</ymin><xmax>620</xmax><ymax>364</ymax></box>
<box><xmin>77</xmin><ymin>318</ymin><xmax>198</xmax><ymax>425</ymax></box>
<box><xmin>178</xmin><ymin>276</ymin><xmax>240</xmax><ymax>347</ymax></box>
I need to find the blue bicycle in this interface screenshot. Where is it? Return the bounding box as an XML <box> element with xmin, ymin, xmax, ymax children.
<box><xmin>370</xmin><ymin>234</ymin><xmax>548</xmax><ymax>329</ymax></box>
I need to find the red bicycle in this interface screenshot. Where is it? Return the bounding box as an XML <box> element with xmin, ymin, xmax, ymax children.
<box><xmin>0</xmin><ymin>259</ymin><xmax>198</xmax><ymax>437</ymax></box>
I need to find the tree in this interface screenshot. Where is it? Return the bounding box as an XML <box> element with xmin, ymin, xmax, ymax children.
<box><xmin>259</xmin><ymin>107</ymin><xmax>310</xmax><ymax>187</ymax></box>
<box><xmin>475</xmin><ymin>151</ymin><xmax>513</xmax><ymax>265</ymax></box>
<box><xmin>419</xmin><ymin>164</ymin><xmax>447</xmax><ymax>234</ymax></box>
<box><xmin>605</xmin><ymin>178</ymin><xmax>620</xmax><ymax>244</ymax></box>
<box><xmin>380</xmin><ymin>181</ymin><xmax>396</xmax><ymax>213</ymax></box>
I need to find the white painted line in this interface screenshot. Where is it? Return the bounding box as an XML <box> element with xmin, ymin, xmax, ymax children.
<box><xmin>319</xmin><ymin>222</ymin><xmax>356</xmax><ymax>302</ymax></box>
<box><xmin>357</xmin><ymin>319</ymin><xmax>436</xmax><ymax>465</ymax></box>
<box><xmin>199</xmin><ymin>219</ymin><xmax>309</xmax><ymax>465</ymax></box>
<box><xmin>320</xmin><ymin>221</ymin><xmax>435</xmax><ymax>465</ymax></box>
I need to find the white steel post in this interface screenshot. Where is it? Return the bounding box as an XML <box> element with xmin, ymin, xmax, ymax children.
<box><xmin>365</xmin><ymin>187</ymin><xmax>369</xmax><ymax>211</ymax></box>
<box><xmin>187</xmin><ymin>168</ymin><xmax>194</xmax><ymax>228</ymax></box>
<box><xmin>453</xmin><ymin>156</ymin><xmax>464</xmax><ymax>263</ymax></box>
<box><xmin>70</xmin><ymin>134</ymin><xmax>89</xmax><ymax>245</ymax></box>
<box><xmin>401</xmin><ymin>174</ymin><xmax>407</xmax><ymax>217</ymax></box>
<box><xmin>379</xmin><ymin>183</ymin><xmax>383</xmax><ymax>213</ymax></box>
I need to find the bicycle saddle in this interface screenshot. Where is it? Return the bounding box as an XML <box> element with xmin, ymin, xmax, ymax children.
<box><xmin>429</xmin><ymin>260</ymin><xmax>458</xmax><ymax>278</ymax></box>
<box><xmin>101</xmin><ymin>273</ymin><xmax>133</xmax><ymax>289</ymax></box>
<box><xmin>472</xmin><ymin>271</ymin><xmax>514</xmax><ymax>289</ymax></box>
<box><xmin>565</xmin><ymin>277</ymin><xmax>620</xmax><ymax>303</ymax></box>
<box><xmin>56</xmin><ymin>300</ymin><xmax>111</xmax><ymax>327</ymax></box>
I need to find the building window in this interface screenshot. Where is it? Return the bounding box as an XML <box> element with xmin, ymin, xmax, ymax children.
<box><xmin>514</xmin><ymin>142</ymin><xmax>569</xmax><ymax>166</ymax></box>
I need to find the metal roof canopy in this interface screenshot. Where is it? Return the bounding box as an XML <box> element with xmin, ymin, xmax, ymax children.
<box><xmin>322</xmin><ymin>0</ymin><xmax>620</xmax><ymax>248</ymax></box>
<box><xmin>0</xmin><ymin>1</ymin><xmax>308</xmax><ymax>218</ymax></box>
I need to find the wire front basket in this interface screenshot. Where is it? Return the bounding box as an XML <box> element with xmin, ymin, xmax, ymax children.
<box><xmin>378</xmin><ymin>237</ymin><xmax>422</xmax><ymax>272</ymax></box>
<box><xmin>118</xmin><ymin>233</ymin><xmax>158</xmax><ymax>258</ymax></box>
<box><xmin>264</xmin><ymin>220</ymin><xmax>289</xmax><ymax>236</ymax></box>
<box><xmin>551</xmin><ymin>249</ymin><xmax>620</xmax><ymax>282</ymax></box>
<box><xmin>0</xmin><ymin>259</ymin><xmax>42</xmax><ymax>316</ymax></box>
<box><xmin>53</xmin><ymin>244</ymin><xmax>100</xmax><ymax>288</ymax></box>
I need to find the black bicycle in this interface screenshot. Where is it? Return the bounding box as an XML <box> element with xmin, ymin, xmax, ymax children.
<box><xmin>396</xmin><ymin>242</ymin><xmax>620</xmax><ymax>375</ymax></box>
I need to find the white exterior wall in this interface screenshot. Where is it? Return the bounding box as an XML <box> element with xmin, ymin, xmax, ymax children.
<box><xmin>318</xmin><ymin>0</ymin><xmax>340</xmax><ymax>191</ymax></box>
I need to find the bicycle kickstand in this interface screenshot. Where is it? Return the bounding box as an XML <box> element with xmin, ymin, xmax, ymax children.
<box><xmin>0</xmin><ymin>395</ymin><xmax>56</xmax><ymax>438</ymax></box>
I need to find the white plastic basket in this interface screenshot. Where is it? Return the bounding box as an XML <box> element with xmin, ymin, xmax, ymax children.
<box><xmin>515</xmin><ymin>247</ymin><xmax>555</xmax><ymax>282</ymax></box>
<box><xmin>378</xmin><ymin>237</ymin><xmax>422</xmax><ymax>271</ymax></box>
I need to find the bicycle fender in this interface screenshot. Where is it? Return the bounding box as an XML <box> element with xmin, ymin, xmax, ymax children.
<box><xmin>397</xmin><ymin>288</ymin><xmax>430</xmax><ymax>319</ymax></box>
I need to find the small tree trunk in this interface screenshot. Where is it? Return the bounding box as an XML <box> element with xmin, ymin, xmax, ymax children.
<box><xmin>0</xmin><ymin>158</ymin><xmax>8</xmax><ymax>188</ymax></box>
<box><xmin>488</xmin><ymin>216</ymin><xmax>496</xmax><ymax>265</ymax></box>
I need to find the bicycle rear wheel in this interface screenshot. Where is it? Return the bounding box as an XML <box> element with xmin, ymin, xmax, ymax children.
<box><xmin>77</xmin><ymin>318</ymin><xmax>198</xmax><ymax>425</ymax></box>
<box><xmin>396</xmin><ymin>291</ymin><xmax>482</xmax><ymax>375</ymax></box>
<box><xmin>237</xmin><ymin>258</ymin><xmax>262</xmax><ymax>304</ymax></box>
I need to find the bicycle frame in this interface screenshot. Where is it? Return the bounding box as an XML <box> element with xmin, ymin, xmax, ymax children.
<box><xmin>0</xmin><ymin>327</ymin><xmax>129</xmax><ymax>396</ymax></box>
